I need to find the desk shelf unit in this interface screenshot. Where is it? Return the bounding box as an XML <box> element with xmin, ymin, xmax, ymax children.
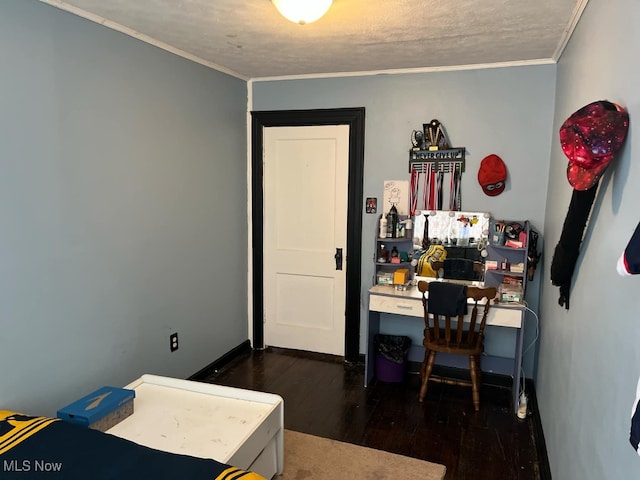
<box><xmin>484</xmin><ymin>219</ymin><xmax>537</xmax><ymax>303</ymax></box>
<box><xmin>374</xmin><ymin>214</ymin><xmax>414</xmax><ymax>286</ymax></box>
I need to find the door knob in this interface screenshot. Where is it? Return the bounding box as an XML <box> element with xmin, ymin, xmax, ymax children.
<box><xmin>334</xmin><ymin>248</ymin><xmax>343</xmax><ymax>270</ymax></box>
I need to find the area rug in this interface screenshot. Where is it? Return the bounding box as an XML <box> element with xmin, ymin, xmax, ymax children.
<box><xmin>280</xmin><ymin>430</ymin><xmax>446</xmax><ymax>480</ymax></box>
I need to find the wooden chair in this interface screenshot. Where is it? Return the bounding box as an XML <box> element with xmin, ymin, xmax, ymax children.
<box><xmin>417</xmin><ymin>280</ymin><xmax>497</xmax><ymax>411</ymax></box>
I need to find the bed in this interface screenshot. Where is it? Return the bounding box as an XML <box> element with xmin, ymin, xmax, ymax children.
<box><xmin>1</xmin><ymin>375</ymin><xmax>284</xmax><ymax>480</ymax></box>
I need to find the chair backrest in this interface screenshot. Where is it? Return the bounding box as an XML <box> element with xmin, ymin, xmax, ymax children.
<box><xmin>417</xmin><ymin>281</ymin><xmax>497</xmax><ymax>351</ymax></box>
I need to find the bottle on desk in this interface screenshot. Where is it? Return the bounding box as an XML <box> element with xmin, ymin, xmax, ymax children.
<box><xmin>390</xmin><ymin>246</ymin><xmax>400</xmax><ymax>264</ymax></box>
<box><xmin>379</xmin><ymin>216</ymin><xmax>387</xmax><ymax>239</ymax></box>
<box><xmin>404</xmin><ymin>218</ymin><xmax>413</xmax><ymax>239</ymax></box>
<box><xmin>377</xmin><ymin>244</ymin><xmax>389</xmax><ymax>263</ymax></box>
<box><xmin>386</xmin><ymin>205</ymin><xmax>398</xmax><ymax>238</ymax></box>
<box><xmin>501</xmin><ymin>258</ymin><xmax>510</xmax><ymax>271</ymax></box>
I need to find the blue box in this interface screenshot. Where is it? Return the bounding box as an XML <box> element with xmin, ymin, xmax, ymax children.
<box><xmin>57</xmin><ymin>386</ymin><xmax>135</xmax><ymax>432</ymax></box>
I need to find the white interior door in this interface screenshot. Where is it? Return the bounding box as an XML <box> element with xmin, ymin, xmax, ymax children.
<box><xmin>263</xmin><ymin>125</ymin><xmax>349</xmax><ymax>356</ymax></box>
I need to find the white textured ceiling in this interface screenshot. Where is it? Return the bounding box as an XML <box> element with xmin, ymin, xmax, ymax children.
<box><xmin>42</xmin><ymin>0</ymin><xmax>587</xmax><ymax>80</ymax></box>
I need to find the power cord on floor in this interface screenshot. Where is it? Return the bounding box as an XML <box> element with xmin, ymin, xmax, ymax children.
<box><xmin>517</xmin><ymin>303</ymin><xmax>540</xmax><ymax>420</ymax></box>
<box><xmin>517</xmin><ymin>390</ymin><xmax>528</xmax><ymax>420</ymax></box>
<box><xmin>522</xmin><ymin>303</ymin><xmax>540</xmax><ymax>357</ymax></box>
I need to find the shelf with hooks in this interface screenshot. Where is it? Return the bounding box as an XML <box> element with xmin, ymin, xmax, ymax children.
<box><xmin>408</xmin><ymin>148</ymin><xmax>466</xmax><ymax>173</ymax></box>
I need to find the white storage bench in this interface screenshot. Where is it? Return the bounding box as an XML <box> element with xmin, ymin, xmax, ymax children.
<box><xmin>106</xmin><ymin>374</ymin><xmax>284</xmax><ymax>479</ymax></box>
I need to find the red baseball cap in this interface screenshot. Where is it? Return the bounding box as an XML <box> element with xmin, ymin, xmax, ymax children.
<box><xmin>477</xmin><ymin>154</ymin><xmax>507</xmax><ymax>196</ymax></box>
<box><xmin>559</xmin><ymin>100</ymin><xmax>629</xmax><ymax>191</ymax></box>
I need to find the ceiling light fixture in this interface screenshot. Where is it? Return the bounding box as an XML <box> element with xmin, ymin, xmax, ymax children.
<box><xmin>272</xmin><ymin>0</ymin><xmax>333</xmax><ymax>25</ymax></box>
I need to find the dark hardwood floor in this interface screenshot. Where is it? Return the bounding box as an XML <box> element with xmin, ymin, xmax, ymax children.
<box><xmin>198</xmin><ymin>347</ymin><xmax>545</xmax><ymax>480</ymax></box>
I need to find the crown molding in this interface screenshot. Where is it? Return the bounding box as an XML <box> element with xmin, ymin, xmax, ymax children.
<box><xmin>251</xmin><ymin>58</ymin><xmax>557</xmax><ymax>82</ymax></box>
<box><xmin>552</xmin><ymin>0</ymin><xmax>590</xmax><ymax>61</ymax></box>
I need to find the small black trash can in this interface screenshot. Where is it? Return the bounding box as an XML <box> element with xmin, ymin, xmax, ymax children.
<box><xmin>374</xmin><ymin>334</ymin><xmax>411</xmax><ymax>382</ymax></box>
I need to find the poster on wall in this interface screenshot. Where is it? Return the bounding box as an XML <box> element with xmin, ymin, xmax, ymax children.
<box><xmin>383</xmin><ymin>180</ymin><xmax>408</xmax><ymax>216</ymax></box>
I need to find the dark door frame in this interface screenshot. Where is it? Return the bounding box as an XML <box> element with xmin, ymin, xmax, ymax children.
<box><xmin>250</xmin><ymin>107</ymin><xmax>365</xmax><ymax>363</ymax></box>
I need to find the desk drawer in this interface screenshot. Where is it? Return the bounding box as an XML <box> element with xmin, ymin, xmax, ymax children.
<box><xmin>369</xmin><ymin>295</ymin><xmax>422</xmax><ymax>317</ymax></box>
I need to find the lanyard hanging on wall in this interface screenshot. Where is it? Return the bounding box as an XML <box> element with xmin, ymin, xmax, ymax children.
<box><xmin>409</xmin><ymin>166</ymin><xmax>420</xmax><ymax>217</ymax></box>
<box><xmin>422</xmin><ymin>163</ymin><xmax>431</xmax><ymax>210</ymax></box>
<box><xmin>436</xmin><ymin>170</ymin><xmax>444</xmax><ymax>210</ymax></box>
<box><xmin>410</xmin><ymin>162</ymin><xmax>460</xmax><ymax>212</ymax></box>
<box><xmin>449</xmin><ymin>163</ymin><xmax>462</xmax><ymax>210</ymax></box>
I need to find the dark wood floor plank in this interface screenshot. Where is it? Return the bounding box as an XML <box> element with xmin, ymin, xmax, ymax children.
<box><xmin>199</xmin><ymin>347</ymin><xmax>542</xmax><ymax>480</ymax></box>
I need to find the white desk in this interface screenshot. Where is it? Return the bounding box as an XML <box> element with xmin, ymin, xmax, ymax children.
<box><xmin>367</xmin><ymin>282</ymin><xmax>526</xmax><ymax>414</ymax></box>
<box><xmin>107</xmin><ymin>374</ymin><xmax>284</xmax><ymax>479</ymax></box>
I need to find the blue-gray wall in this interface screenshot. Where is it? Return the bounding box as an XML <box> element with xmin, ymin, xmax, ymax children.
<box><xmin>538</xmin><ymin>0</ymin><xmax>640</xmax><ymax>477</ymax></box>
<box><xmin>0</xmin><ymin>1</ymin><xmax>248</xmax><ymax>416</ymax></box>
<box><xmin>253</xmin><ymin>66</ymin><xmax>556</xmax><ymax>378</ymax></box>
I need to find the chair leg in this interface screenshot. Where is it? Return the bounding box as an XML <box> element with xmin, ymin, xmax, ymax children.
<box><xmin>469</xmin><ymin>355</ymin><xmax>481</xmax><ymax>411</ymax></box>
<box><xmin>418</xmin><ymin>349</ymin><xmax>428</xmax><ymax>401</ymax></box>
<box><xmin>419</xmin><ymin>350</ymin><xmax>437</xmax><ymax>402</ymax></box>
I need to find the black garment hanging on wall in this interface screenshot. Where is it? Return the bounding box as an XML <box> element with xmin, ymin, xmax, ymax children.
<box><xmin>550</xmin><ymin>184</ymin><xmax>598</xmax><ymax>309</ymax></box>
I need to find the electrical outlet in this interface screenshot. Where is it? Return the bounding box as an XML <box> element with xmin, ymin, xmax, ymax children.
<box><xmin>170</xmin><ymin>333</ymin><xmax>179</xmax><ymax>352</ymax></box>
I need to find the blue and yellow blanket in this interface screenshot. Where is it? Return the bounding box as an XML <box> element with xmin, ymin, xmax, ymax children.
<box><xmin>0</xmin><ymin>410</ymin><xmax>265</xmax><ymax>479</ymax></box>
